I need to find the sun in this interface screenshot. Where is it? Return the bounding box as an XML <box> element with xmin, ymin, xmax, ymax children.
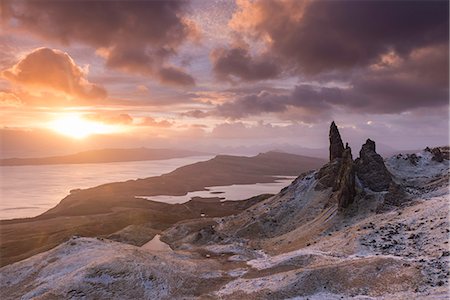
<box><xmin>49</xmin><ymin>114</ymin><xmax>120</xmax><ymax>139</ymax></box>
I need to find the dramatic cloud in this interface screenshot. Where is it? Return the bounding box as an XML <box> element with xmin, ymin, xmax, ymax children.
<box><xmin>216</xmin><ymin>90</ymin><xmax>289</xmax><ymax>118</ymax></box>
<box><xmin>207</xmin><ymin>0</ymin><xmax>449</xmax><ymax>122</ymax></box>
<box><xmin>214</xmin><ymin>86</ymin><xmax>336</xmax><ymax>122</ymax></box>
<box><xmin>227</xmin><ymin>0</ymin><xmax>448</xmax><ymax>75</ymax></box>
<box><xmin>211</xmin><ymin>43</ymin><xmax>448</xmax><ymax>122</ymax></box>
<box><xmin>211</xmin><ymin>47</ymin><xmax>280</xmax><ymax>81</ymax></box>
<box><xmin>5</xmin><ymin>0</ymin><xmax>197</xmax><ymax>86</ymax></box>
<box><xmin>2</xmin><ymin>48</ymin><xmax>107</xmax><ymax>100</ymax></box>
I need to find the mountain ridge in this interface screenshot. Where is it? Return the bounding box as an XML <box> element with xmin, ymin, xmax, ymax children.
<box><xmin>0</xmin><ymin>147</ymin><xmax>207</xmax><ymax>166</ymax></box>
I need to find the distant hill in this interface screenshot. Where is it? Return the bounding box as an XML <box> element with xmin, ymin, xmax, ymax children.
<box><xmin>0</xmin><ymin>148</ymin><xmax>207</xmax><ymax>166</ymax></box>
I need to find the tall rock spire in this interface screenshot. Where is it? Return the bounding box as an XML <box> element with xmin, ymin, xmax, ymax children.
<box><xmin>329</xmin><ymin>121</ymin><xmax>345</xmax><ymax>161</ymax></box>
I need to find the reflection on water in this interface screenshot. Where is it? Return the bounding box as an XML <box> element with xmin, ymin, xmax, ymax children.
<box><xmin>141</xmin><ymin>234</ymin><xmax>172</xmax><ymax>252</ymax></box>
<box><xmin>138</xmin><ymin>177</ymin><xmax>296</xmax><ymax>204</ymax></box>
<box><xmin>0</xmin><ymin>156</ymin><xmax>213</xmax><ymax>220</ymax></box>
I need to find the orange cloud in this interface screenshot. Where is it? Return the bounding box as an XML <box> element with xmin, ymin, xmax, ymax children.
<box><xmin>138</xmin><ymin>117</ymin><xmax>173</xmax><ymax>128</ymax></box>
<box><xmin>2</xmin><ymin>48</ymin><xmax>107</xmax><ymax>100</ymax></box>
<box><xmin>0</xmin><ymin>91</ymin><xmax>23</xmax><ymax>108</ymax></box>
<box><xmin>83</xmin><ymin>113</ymin><xmax>133</xmax><ymax>125</ymax></box>
<box><xmin>83</xmin><ymin>113</ymin><xmax>174</xmax><ymax>128</ymax></box>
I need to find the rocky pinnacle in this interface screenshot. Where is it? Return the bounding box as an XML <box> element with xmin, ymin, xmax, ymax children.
<box><xmin>329</xmin><ymin>121</ymin><xmax>345</xmax><ymax>161</ymax></box>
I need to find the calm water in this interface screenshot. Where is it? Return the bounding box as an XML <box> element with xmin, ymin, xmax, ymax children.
<box><xmin>0</xmin><ymin>156</ymin><xmax>212</xmax><ymax>220</ymax></box>
<box><xmin>0</xmin><ymin>156</ymin><xmax>296</xmax><ymax>220</ymax></box>
<box><xmin>138</xmin><ymin>178</ymin><xmax>296</xmax><ymax>204</ymax></box>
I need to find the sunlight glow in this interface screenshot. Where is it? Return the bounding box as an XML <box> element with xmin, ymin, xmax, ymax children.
<box><xmin>49</xmin><ymin>114</ymin><xmax>121</xmax><ymax>139</ymax></box>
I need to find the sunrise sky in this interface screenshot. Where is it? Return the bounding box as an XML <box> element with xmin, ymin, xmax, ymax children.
<box><xmin>1</xmin><ymin>0</ymin><xmax>449</xmax><ymax>157</ymax></box>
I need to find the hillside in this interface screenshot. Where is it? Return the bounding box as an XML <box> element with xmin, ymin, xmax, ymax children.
<box><xmin>0</xmin><ymin>148</ymin><xmax>205</xmax><ymax>166</ymax></box>
<box><xmin>0</xmin><ymin>152</ymin><xmax>324</xmax><ymax>267</ymax></box>
<box><xmin>0</xmin><ymin>123</ymin><xmax>448</xmax><ymax>299</ymax></box>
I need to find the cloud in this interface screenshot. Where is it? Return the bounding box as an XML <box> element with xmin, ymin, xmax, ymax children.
<box><xmin>2</xmin><ymin>48</ymin><xmax>107</xmax><ymax>100</ymax></box>
<box><xmin>181</xmin><ymin>110</ymin><xmax>211</xmax><ymax>118</ymax></box>
<box><xmin>211</xmin><ymin>85</ymin><xmax>339</xmax><ymax>122</ymax></box>
<box><xmin>158</xmin><ymin>66</ymin><xmax>195</xmax><ymax>87</ymax></box>
<box><xmin>83</xmin><ymin>113</ymin><xmax>173</xmax><ymax>128</ymax></box>
<box><xmin>138</xmin><ymin>117</ymin><xmax>173</xmax><ymax>128</ymax></box>
<box><xmin>136</xmin><ymin>85</ymin><xmax>149</xmax><ymax>94</ymax></box>
<box><xmin>211</xmin><ymin>47</ymin><xmax>280</xmax><ymax>81</ymax></box>
<box><xmin>84</xmin><ymin>113</ymin><xmax>133</xmax><ymax>125</ymax></box>
<box><xmin>216</xmin><ymin>90</ymin><xmax>288</xmax><ymax>119</ymax></box>
<box><xmin>226</xmin><ymin>0</ymin><xmax>448</xmax><ymax>75</ymax></box>
<box><xmin>0</xmin><ymin>91</ymin><xmax>23</xmax><ymax>107</ymax></box>
<box><xmin>210</xmin><ymin>43</ymin><xmax>448</xmax><ymax>122</ymax></box>
<box><xmin>5</xmin><ymin>0</ymin><xmax>198</xmax><ymax>86</ymax></box>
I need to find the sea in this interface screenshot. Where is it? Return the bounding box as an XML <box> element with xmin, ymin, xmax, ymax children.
<box><xmin>0</xmin><ymin>156</ymin><xmax>296</xmax><ymax>220</ymax></box>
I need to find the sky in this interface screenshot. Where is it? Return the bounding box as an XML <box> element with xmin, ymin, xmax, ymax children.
<box><xmin>0</xmin><ymin>0</ymin><xmax>449</xmax><ymax>157</ymax></box>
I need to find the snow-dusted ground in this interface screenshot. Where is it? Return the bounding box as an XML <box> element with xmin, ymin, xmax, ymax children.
<box><xmin>386</xmin><ymin>150</ymin><xmax>449</xmax><ymax>198</ymax></box>
<box><xmin>1</xmin><ymin>150</ymin><xmax>448</xmax><ymax>299</ymax></box>
<box><xmin>0</xmin><ymin>237</ymin><xmax>223</xmax><ymax>299</ymax></box>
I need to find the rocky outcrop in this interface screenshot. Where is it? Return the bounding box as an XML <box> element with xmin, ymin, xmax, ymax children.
<box><xmin>317</xmin><ymin>123</ymin><xmax>356</xmax><ymax>209</ymax></box>
<box><xmin>431</xmin><ymin>148</ymin><xmax>444</xmax><ymax>162</ymax></box>
<box><xmin>329</xmin><ymin>121</ymin><xmax>345</xmax><ymax>161</ymax></box>
<box><xmin>425</xmin><ymin>146</ymin><xmax>449</xmax><ymax>163</ymax></box>
<box><xmin>355</xmin><ymin>139</ymin><xmax>392</xmax><ymax>192</ymax></box>
<box><xmin>334</xmin><ymin>147</ymin><xmax>356</xmax><ymax>209</ymax></box>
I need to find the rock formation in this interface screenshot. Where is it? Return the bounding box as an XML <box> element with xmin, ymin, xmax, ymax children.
<box><xmin>319</xmin><ymin>123</ymin><xmax>410</xmax><ymax>211</ymax></box>
<box><xmin>317</xmin><ymin>122</ymin><xmax>356</xmax><ymax>209</ymax></box>
<box><xmin>329</xmin><ymin>121</ymin><xmax>345</xmax><ymax>161</ymax></box>
<box><xmin>355</xmin><ymin>139</ymin><xmax>392</xmax><ymax>192</ymax></box>
<box><xmin>334</xmin><ymin>146</ymin><xmax>356</xmax><ymax>209</ymax></box>
<box><xmin>425</xmin><ymin>147</ymin><xmax>449</xmax><ymax>162</ymax></box>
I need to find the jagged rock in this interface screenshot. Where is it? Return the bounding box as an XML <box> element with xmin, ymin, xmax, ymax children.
<box><xmin>334</xmin><ymin>147</ymin><xmax>356</xmax><ymax>209</ymax></box>
<box><xmin>431</xmin><ymin>148</ymin><xmax>444</xmax><ymax>162</ymax></box>
<box><xmin>329</xmin><ymin>121</ymin><xmax>345</xmax><ymax>161</ymax></box>
<box><xmin>318</xmin><ymin>122</ymin><xmax>356</xmax><ymax>209</ymax></box>
<box><xmin>425</xmin><ymin>146</ymin><xmax>449</xmax><ymax>162</ymax></box>
<box><xmin>355</xmin><ymin>139</ymin><xmax>392</xmax><ymax>192</ymax></box>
